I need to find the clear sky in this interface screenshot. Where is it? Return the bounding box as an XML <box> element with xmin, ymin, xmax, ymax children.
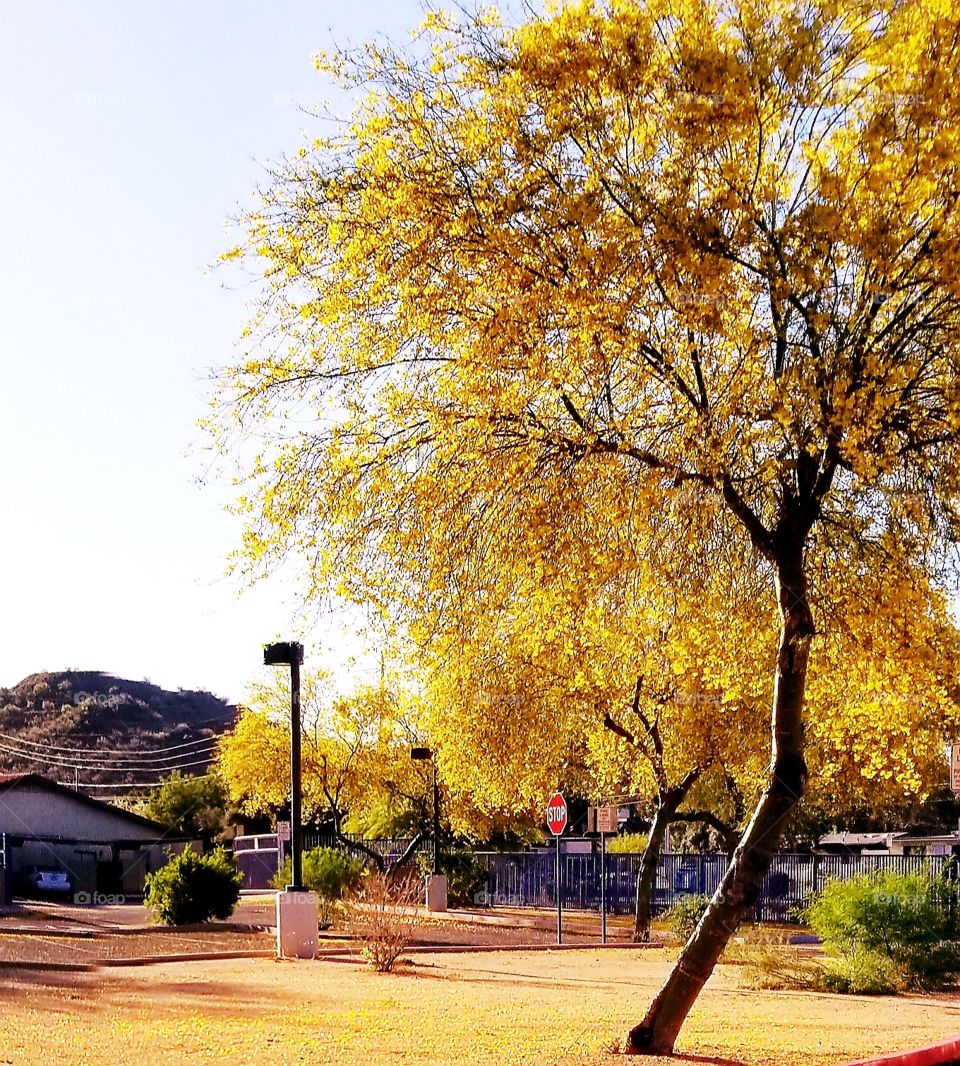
<box><xmin>0</xmin><ymin>0</ymin><xmax>429</xmax><ymax>704</ymax></box>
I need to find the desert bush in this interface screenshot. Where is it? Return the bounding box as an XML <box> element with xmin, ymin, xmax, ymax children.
<box><xmin>144</xmin><ymin>847</ymin><xmax>242</xmax><ymax>926</ymax></box>
<box><xmin>720</xmin><ymin>926</ymin><xmax>820</xmax><ymax>990</ymax></box>
<box><xmin>820</xmin><ymin>945</ymin><xmax>900</xmax><ymax>995</ymax></box>
<box><xmin>416</xmin><ymin>849</ymin><xmax>488</xmax><ymax>907</ymax></box>
<box><xmin>806</xmin><ymin>869</ymin><xmax>960</xmax><ymax>991</ymax></box>
<box><xmin>668</xmin><ymin>894</ymin><xmax>710</xmax><ymax>942</ymax></box>
<box><xmin>272</xmin><ymin>847</ymin><xmax>366</xmax><ymax>927</ymax></box>
<box><xmin>345</xmin><ymin>869</ymin><xmax>422</xmax><ymax>972</ymax></box>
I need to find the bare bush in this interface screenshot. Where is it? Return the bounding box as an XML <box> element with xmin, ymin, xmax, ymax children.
<box><xmin>720</xmin><ymin>926</ymin><xmax>821</xmax><ymax>991</ymax></box>
<box><xmin>345</xmin><ymin>870</ymin><xmax>423</xmax><ymax>972</ymax></box>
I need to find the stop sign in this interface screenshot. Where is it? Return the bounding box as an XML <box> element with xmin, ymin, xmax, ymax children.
<box><xmin>546</xmin><ymin>792</ymin><xmax>567</xmax><ymax>836</ymax></box>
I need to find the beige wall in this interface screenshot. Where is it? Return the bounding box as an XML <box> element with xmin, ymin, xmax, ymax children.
<box><xmin>0</xmin><ymin>783</ymin><xmax>160</xmax><ymax>842</ymax></box>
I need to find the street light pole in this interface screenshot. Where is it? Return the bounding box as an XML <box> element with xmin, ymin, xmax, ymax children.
<box><xmin>289</xmin><ymin>648</ymin><xmax>303</xmax><ymax>891</ymax></box>
<box><xmin>431</xmin><ymin>760</ymin><xmax>440</xmax><ymax>877</ymax></box>
<box><xmin>264</xmin><ymin>640</ymin><xmax>317</xmax><ymax>960</ymax></box>
<box><xmin>410</xmin><ymin>745</ymin><xmax>439</xmax><ymax>873</ymax></box>
<box><xmin>264</xmin><ymin>641</ymin><xmax>305</xmax><ymax>891</ymax></box>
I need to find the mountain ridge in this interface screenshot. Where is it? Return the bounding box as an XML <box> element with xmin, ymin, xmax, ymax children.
<box><xmin>0</xmin><ymin>670</ymin><xmax>235</xmax><ymax>791</ymax></box>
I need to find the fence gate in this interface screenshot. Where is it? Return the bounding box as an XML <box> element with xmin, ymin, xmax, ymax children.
<box><xmin>233</xmin><ymin>834</ymin><xmax>281</xmax><ymax>889</ymax></box>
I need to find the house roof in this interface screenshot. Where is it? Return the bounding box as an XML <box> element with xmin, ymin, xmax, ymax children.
<box><xmin>0</xmin><ymin>773</ymin><xmax>166</xmax><ymax>834</ymax></box>
<box><xmin>817</xmin><ymin>832</ymin><xmax>896</xmax><ymax>847</ymax></box>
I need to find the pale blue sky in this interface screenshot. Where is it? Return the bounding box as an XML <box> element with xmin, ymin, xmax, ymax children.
<box><xmin>0</xmin><ymin>0</ymin><xmax>428</xmax><ymax>703</ymax></box>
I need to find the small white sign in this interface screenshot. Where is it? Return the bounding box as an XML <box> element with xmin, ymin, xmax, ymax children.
<box><xmin>596</xmin><ymin>806</ymin><xmax>618</xmax><ymax>834</ymax></box>
<box><xmin>952</xmin><ymin>744</ymin><xmax>960</xmax><ymax>794</ymax></box>
<box><xmin>276</xmin><ymin>821</ymin><xmax>291</xmax><ymax>842</ymax></box>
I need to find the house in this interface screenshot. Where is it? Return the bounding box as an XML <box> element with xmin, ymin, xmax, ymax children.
<box><xmin>0</xmin><ymin>773</ymin><xmax>179</xmax><ymax>903</ymax></box>
<box><xmin>815</xmin><ymin>828</ymin><xmax>960</xmax><ymax>858</ymax></box>
<box><xmin>814</xmin><ymin>831</ymin><xmax>898</xmax><ymax>855</ymax></box>
<box><xmin>889</xmin><ymin>831</ymin><xmax>960</xmax><ymax>858</ymax></box>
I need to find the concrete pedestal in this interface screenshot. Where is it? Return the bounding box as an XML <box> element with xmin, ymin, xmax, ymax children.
<box><xmin>276</xmin><ymin>889</ymin><xmax>319</xmax><ymax>959</ymax></box>
<box><xmin>425</xmin><ymin>874</ymin><xmax>448</xmax><ymax>913</ymax></box>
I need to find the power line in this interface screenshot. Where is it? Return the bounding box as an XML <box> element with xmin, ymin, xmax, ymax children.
<box><xmin>0</xmin><ymin>740</ymin><xmax>215</xmax><ymax>773</ymax></box>
<box><xmin>0</xmin><ymin>730</ymin><xmax>224</xmax><ymax>757</ymax></box>
<box><xmin>56</xmin><ymin>780</ymin><xmax>164</xmax><ymax>790</ymax></box>
<box><xmin>0</xmin><ymin>729</ymin><xmax>218</xmax><ymax>763</ymax></box>
<box><xmin>0</xmin><ymin>739</ymin><xmax>216</xmax><ymax>768</ymax></box>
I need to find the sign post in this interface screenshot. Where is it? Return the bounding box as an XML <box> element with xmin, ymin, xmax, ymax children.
<box><xmin>595</xmin><ymin>805</ymin><xmax>617</xmax><ymax>944</ymax></box>
<box><xmin>276</xmin><ymin>820</ymin><xmax>291</xmax><ymax>878</ymax></box>
<box><xmin>547</xmin><ymin>791</ymin><xmax>567</xmax><ymax>946</ymax></box>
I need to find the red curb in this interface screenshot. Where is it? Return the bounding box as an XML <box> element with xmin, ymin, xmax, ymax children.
<box><xmin>842</xmin><ymin>1034</ymin><xmax>960</xmax><ymax>1066</ymax></box>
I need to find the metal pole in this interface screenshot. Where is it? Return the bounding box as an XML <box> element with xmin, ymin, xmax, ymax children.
<box><xmin>601</xmin><ymin>831</ymin><xmax>607</xmax><ymax>945</ymax></box>
<box><xmin>432</xmin><ymin>762</ymin><xmax>440</xmax><ymax>876</ymax></box>
<box><xmin>556</xmin><ymin>834</ymin><xmax>562</xmax><ymax>946</ymax></box>
<box><xmin>289</xmin><ymin>652</ymin><xmax>303</xmax><ymax>891</ymax></box>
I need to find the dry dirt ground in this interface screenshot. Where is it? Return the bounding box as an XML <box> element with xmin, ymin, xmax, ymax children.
<box><xmin>1</xmin><ymin>947</ymin><xmax>958</xmax><ymax>1066</ymax></box>
<box><xmin>0</xmin><ymin>899</ymin><xmax>640</xmax><ymax>963</ymax></box>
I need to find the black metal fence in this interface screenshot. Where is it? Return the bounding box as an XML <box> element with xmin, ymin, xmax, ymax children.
<box><xmin>302</xmin><ymin>831</ymin><xmax>430</xmax><ymax>865</ymax></box>
<box><xmin>234</xmin><ymin>829</ymin><xmax>954</xmax><ymax>919</ymax></box>
<box><xmin>474</xmin><ymin>850</ymin><xmax>952</xmax><ymax>922</ymax></box>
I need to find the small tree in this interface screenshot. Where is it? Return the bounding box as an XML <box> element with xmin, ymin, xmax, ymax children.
<box><xmin>144</xmin><ymin>847</ymin><xmax>242</xmax><ymax>926</ymax></box>
<box><xmin>143</xmin><ymin>772</ymin><xmax>229</xmax><ymax>844</ymax></box>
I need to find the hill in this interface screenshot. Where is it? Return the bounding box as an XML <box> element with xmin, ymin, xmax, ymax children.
<box><xmin>0</xmin><ymin>670</ymin><xmax>235</xmax><ymax>794</ymax></box>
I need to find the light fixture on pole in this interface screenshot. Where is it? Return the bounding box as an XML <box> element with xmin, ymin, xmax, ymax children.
<box><xmin>264</xmin><ymin>640</ymin><xmax>305</xmax><ymax>891</ymax></box>
<box><xmin>410</xmin><ymin>745</ymin><xmax>439</xmax><ymax>875</ymax></box>
<box><xmin>411</xmin><ymin>745</ymin><xmax>446</xmax><ymax>911</ymax></box>
<box><xmin>264</xmin><ymin>639</ymin><xmax>318</xmax><ymax>959</ymax></box>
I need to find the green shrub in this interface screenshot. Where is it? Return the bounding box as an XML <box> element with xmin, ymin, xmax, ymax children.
<box><xmin>416</xmin><ymin>849</ymin><xmax>488</xmax><ymax>907</ymax></box>
<box><xmin>271</xmin><ymin>847</ymin><xmax>366</xmax><ymax>927</ymax></box>
<box><xmin>668</xmin><ymin>894</ymin><xmax>710</xmax><ymax>942</ymax></box>
<box><xmin>606</xmin><ymin>832</ymin><xmax>649</xmax><ymax>855</ymax></box>
<box><xmin>820</xmin><ymin>946</ymin><xmax>900</xmax><ymax>995</ymax></box>
<box><xmin>806</xmin><ymin>869</ymin><xmax>960</xmax><ymax>991</ymax></box>
<box><xmin>144</xmin><ymin>847</ymin><xmax>242</xmax><ymax>926</ymax></box>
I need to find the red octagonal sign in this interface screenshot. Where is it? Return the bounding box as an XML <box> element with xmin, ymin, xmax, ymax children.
<box><xmin>546</xmin><ymin>792</ymin><xmax>567</xmax><ymax>836</ymax></box>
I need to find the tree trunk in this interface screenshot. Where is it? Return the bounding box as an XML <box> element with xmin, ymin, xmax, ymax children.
<box><xmin>625</xmin><ymin>545</ymin><xmax>814</xmax><ymax>1055</ymax></box>
<box><xmin>634</xmin><ymin>794</ymin><xmax>676</xmax><ymax>942</ymax></box>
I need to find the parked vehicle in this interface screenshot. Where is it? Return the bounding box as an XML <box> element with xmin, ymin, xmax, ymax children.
<box><xmin>17</xmin><ymin>866</ymin><xmax>71</xmax><ymax>897</ymax></box>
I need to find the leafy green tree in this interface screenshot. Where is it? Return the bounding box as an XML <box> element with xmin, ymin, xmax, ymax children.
<box><xmin>143</xmin><ymin>772</ymin><xmax>229</xmax><ymax>844</ymax></box>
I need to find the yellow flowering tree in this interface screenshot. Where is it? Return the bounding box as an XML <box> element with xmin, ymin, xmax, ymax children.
<box><xmin>210</xmin><ymin>0</ymin><xmax>960</xmax><ymax>1052</ymax></box>
<box><xmin>216</xmin><ymin>677</ymin><xmax>432</xmax><ymax>870</ymax></box>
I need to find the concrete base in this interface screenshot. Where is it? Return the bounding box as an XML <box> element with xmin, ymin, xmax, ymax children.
<box><xmin>276</xmin><ymin>889</ymin><xmax>319</xmax><ymax>959</ymax></box>
<box><xmin>425</xmin><ymin>874</ymin><xmax>448</xmax><ymax>913</ymax></box>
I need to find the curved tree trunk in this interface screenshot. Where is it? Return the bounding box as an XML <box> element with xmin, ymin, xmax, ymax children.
<box><xmin>634</xmin><ymin>795</ymin><xmax>676</xmax><ymax>942</ymax></box>
<box><xmin>625</xmin><ymin>545</ymin><xmax>814</xmax><ymax>1055</ymax></box>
